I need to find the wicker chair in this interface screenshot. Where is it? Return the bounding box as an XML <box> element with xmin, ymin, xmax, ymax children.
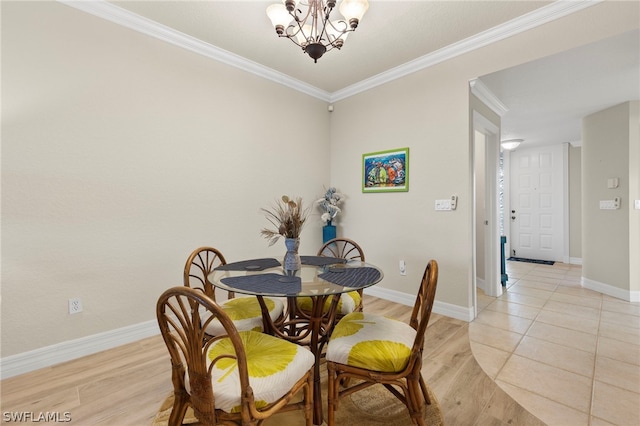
<box><xmin>297</xmin><ymin>238</ymin><xmax>366</xmax><ymax>318</ymax></box>
<box><xmin>325</xmin><ymin>260</ymin><xmax>439</xmax><ymax>426</ymax></box>
<box><xmin>184</xmin><ymin>247</ymin><xmax>284</xmax><ymax>335</ymax></box>
<box><xmin>157</xmin><ymin>286</ymin><xmax>314</xmax><ymax>426</ymax></box>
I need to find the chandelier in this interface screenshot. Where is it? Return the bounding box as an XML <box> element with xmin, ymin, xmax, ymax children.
<box><xmin>266</xmin><ymin>0</ymin><xmax>369</xmax><ymax>63</ymax></box>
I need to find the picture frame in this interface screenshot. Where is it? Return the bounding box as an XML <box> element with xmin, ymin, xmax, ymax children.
<box><xmin>362</xmin><ymin>147</ymin><xmax>409</xmax><ymax>193</ymax></box>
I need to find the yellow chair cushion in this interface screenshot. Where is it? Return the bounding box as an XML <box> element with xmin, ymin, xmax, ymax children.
<box><xmin>205</xmin><ymin>330</ymin><xmax>315</xmax><ymax>413</ymax></box>
<box><xmin>296</xmin><ymin>291</ymin><xmax>360</xmax><ymax>316</ymax></box>
<box><xmin>203</xmin><ymin>297</ymin><xmax>284</xmax><ymax>336</ymax></box>
<box><xmin>326</xmin><ymin>312</ymin><xmax>416</xmax><ymax>372</ymax></box>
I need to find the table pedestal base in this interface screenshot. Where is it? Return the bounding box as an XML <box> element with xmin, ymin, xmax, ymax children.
<box><xmin>257</xmin><ymin>294</ymin><xmax>340</xmax><ymax>426</ymax></box>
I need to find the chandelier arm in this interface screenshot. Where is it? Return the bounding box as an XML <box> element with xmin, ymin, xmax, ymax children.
<box><xmin>285</xmin><ymin>23</ymin><xmax>305</xmax><ymax>45</ymax></box>
<box><xmin>279</xmin><ymin>32</ymin><xmax>304</xmax><ymax>49</ymax></box>
<box><xmin>285</xmin><ymin>4</ymin><xmax>315</xmax><ymax>46</ymax></box>
<box><xmin>325</xmin><ymin>19</ymin><xmax>349</xmax><ymax>33</ymax></box>
<box><xmin>323</xmin><ymin>43</ymin><xmax>340</xmax><ymax>54</ymax></box>
<box><xmin>292</xmin><ymin>5</ymin><xmax>312</xmax><ymax>27</ymax></box>
<box><xmin>324</xmin><ymin>18</ymin><xmax>349</xmax><ymax>46</ymax></box>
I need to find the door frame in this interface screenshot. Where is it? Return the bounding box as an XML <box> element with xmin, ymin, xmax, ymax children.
<box><xmin>472</xmin><ymin>111</ymin><xmax>503</xmax><ymax>317</ymax></box>
<box><xmin>502</xmin><ymin>149</ymin><xmax>513</xmax><ymax>262</ymax></box>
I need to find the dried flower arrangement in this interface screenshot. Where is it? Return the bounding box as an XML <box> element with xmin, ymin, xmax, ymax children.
<box><xmin>260</xmin><ymin>195</ymin><xmax>310</xmax><ymax>246</ymax></box>
<box><xmin>316</xmin><ymin>187</ymin><xmax>343</xmax><ymax>225</ymax></box>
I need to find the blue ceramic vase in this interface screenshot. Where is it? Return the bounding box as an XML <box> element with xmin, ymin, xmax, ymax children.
<box><xmin>322</xmin><ymin>221</ymin><xmax>336</xmax><ymax>243</ymax></box>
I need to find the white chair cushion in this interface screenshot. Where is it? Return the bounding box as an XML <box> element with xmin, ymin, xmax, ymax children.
<box><xmin>297</xmin><ymin>291</ymin><xmax>360</xmax><ymax>316</ymax></box>
<box><xmin>326</xmin><ymin>312</ymin><xmax>416</xmax><ymax>372</ymax></box>
<box><xmin>202</xmin><ymin>296</ymin><xmax>284</xmax><ymax>336</ymax></box>
<box><xmin>206</xmin><ymin>330</ymin><xmax>315</xmax><ymax>413</ymax></box>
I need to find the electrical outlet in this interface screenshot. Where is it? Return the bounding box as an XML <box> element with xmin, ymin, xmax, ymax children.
<box><xmin>69</xmin><ymin>298</ymin><xmax>83</xmax><ymax>314</ymax></box>
<box><xmin>399</xmin><ymin>260</ymin><xmax>406</xmax><ymax>276</ymax></box>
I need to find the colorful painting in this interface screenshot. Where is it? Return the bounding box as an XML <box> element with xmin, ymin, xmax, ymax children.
<box><xmin>362</xmin><ymin>148</ymin><xmax>409</xmax><ymax>193</ymax></box>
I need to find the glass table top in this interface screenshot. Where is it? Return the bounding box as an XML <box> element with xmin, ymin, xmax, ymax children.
<box><xmin>209</xmin><ymin>256</ymin><xmax>383</xmax><ymax>297</ymax></box>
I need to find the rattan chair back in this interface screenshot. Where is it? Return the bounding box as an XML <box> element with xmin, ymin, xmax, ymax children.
<box><xmin>183</xmin><ymin>246</ymin><xmax>229</xmax><ymax>301</ymax></box>
<box><xmin>326</xmin><ymin>260</ymin><xmax>439</xmax><ymax>426</ymax></box>
<box><xmin>317</xmin><ymin>238</ymin><xmax>365</xmax><ymax>261</ymax></box>
<box><xmin>317</xmin><ymin>238</ymin><xmax>366</xmax><ymax>314</ymax></box>
<box><xmin>157</xmin><ymin>286</ymin><xmax>313</xmax><ymax>425</ymax></box>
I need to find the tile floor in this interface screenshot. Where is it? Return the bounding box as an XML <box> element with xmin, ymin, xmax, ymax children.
<box><xmin>469</xmin><ymin>260</ymin><xmax>640</xmax><ymax>426</ymax></box>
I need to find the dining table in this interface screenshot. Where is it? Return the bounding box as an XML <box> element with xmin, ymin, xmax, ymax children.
<box><xmin>209</xmin><ymin>255</ymin><xmax>384</xmax><ymax>426</ymax></box>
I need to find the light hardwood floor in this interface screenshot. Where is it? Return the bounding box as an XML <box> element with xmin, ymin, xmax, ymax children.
<box><xmin>1</xmin><ymin>295</ymin><xmax>545</xmax><ymax>425</ymax></box>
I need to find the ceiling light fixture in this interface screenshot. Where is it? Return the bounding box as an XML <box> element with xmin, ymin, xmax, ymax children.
<box><xmin>501</xmin><ymin>139</ymin><xmax>523</xmax><ymax>150</ymax></box>
<box><xmin>266</xmin><ymin>0</ymin><xmax>369</xmax><ymax>63</ymax></box>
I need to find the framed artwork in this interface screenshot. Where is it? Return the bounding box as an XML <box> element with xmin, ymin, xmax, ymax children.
<box><xmin>362</xmin><ymin>147</ymin><xmax>409</xmax><ymax>193</ymax></box>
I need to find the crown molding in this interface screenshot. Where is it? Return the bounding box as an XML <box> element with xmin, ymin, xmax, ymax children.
<box><xmin>59</xmin><ymin>0</ymin><xmax>600</xmax><ymax>103</ymax></box>
<box><xmin>469</xmin><ymin>78</ymin><xmax>509</xmax><ymax>117</ymax></box>
<box><xmin>331</xmin><ymin>0</ymin><xmax>602</xmax><ymax>102</ymax></box>
<box><xmin>57</xmin><ymin>0</ymin><xmax>332</xmax><ymax>102</ymax></box>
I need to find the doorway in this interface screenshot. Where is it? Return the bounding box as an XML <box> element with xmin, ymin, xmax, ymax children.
<box><xmin>472</xmin><ymin>111</ymin><xmax>502</xmax><ymax>320</ymax></box>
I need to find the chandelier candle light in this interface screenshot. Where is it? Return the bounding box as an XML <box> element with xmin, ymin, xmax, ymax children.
<box><xmin>266</xmin><ymin>0</ymin><xmax>369</xmax><ymax>63</ymax></box>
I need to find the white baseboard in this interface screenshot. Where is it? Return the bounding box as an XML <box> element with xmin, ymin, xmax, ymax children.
<box><xmin>2</xmin><ymin>288</ymin><xmax>475</xmax><ymax>380</ymax></box>
<box><xmin>476</xmin><ymin>277</ymin><xmax>487</xmax><ymax>294</ymax></box>
<box><xmin>569</xmin><ymin>257</ymin><xmax>583</xmax><ymax>265</ymax></box>
<box><xmin>364</xmin><ymin>286</ymin><xmax>473</xmax><ymax>322</ymax></box>
<box><xmin>582</xmin><ymin>277</ymin><xmax>640</xmax><ymax>302</ymax></box>
<box><xmin>0</xmin><ymin>320</ymin><xmax>159</xmax><ymax>380</ymax></box>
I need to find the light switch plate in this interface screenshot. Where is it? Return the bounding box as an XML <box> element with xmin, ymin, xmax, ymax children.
<box><xmin>435</xmin><ymin>200</ymin><xmax>452</xmax><ymax>211</ymax></box>
<box><xmin>635</xmin><ymin>200</ymin><xmax>640</xmax><ymax>210</ymax></box>
<box><xmin>607</xmin><ymin>178</ymin><xmax>620</xmax><ymax>189</ymax></box>
<box><xmin>600</xmin><ymin>200</ymin><xmax>619</xmax><ymax>210</ymax></box>
<box><xmin>600</xmin><ymin>200</ymin><xmax>613</xmax><ymax>209</ymax></box>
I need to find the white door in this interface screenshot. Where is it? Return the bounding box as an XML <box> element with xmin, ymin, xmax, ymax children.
<box><xmin>510</xmin><ymin>145</ymin><xmax>565</xmax><ymax>262</ymax></box>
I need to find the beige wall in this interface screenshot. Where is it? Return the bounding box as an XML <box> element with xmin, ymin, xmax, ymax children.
<box><xmin>329</xmin><ymin>67</ymin><xmax>474</xmax><ymax>306</ymax></box>
<box><xmin>582</xmin><ymin>102</ymin><xmax>637</xmax><ymax>292</ymax></box>
<box><xmin>2</xmin><ymin>1</ymin><xmax>639</xmax><ymax>359</ymax></box>
<box><xmin>1</xmin><ymin>2</ymin><xmax>329</xmax><ymax>357</ymax></box>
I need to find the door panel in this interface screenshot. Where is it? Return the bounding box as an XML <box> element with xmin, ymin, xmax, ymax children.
<box><xmin>510</xmin><ymin>145</ymin><xmax>564</xmax><ymax>261</ymax></box>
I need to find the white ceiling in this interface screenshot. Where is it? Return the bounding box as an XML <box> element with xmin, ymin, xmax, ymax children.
<box><xmin>481</xmin><ymin>29</ymin><xmax>640</xmax><ymax>147</ymax></box>
<box><xmin>99</xmin><ymin>0</ymin><xmax>639</xmax><ymax>149</ymax></box>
